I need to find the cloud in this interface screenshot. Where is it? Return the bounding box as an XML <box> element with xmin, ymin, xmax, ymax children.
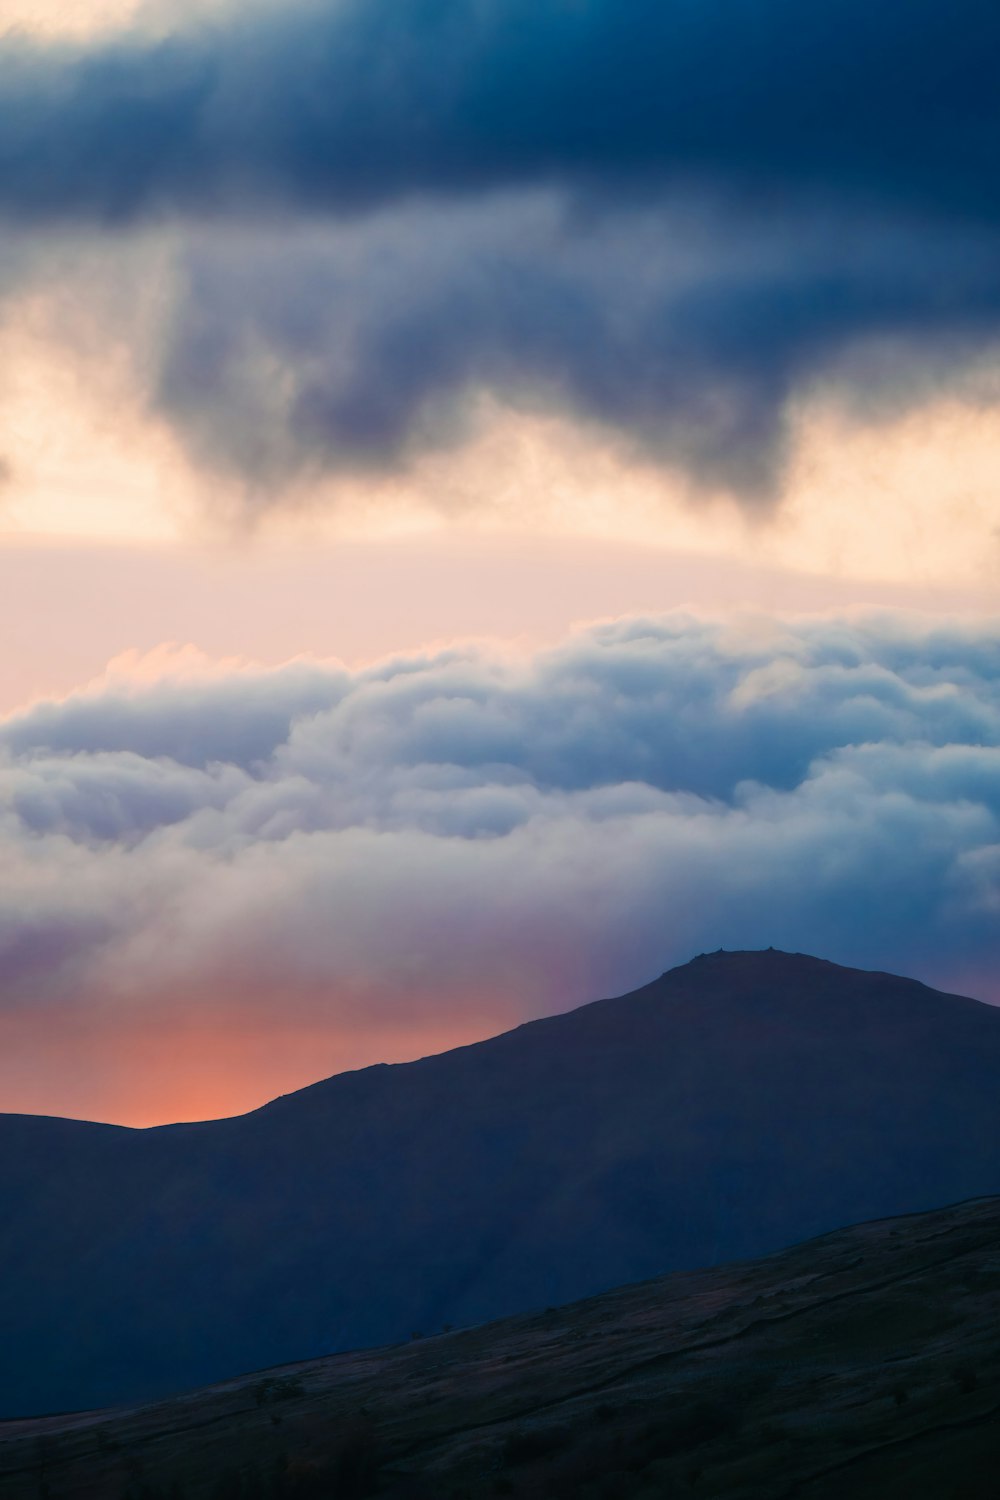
<box><xmin>0</xmin><ymin>0</ymin><xmax>998</xmax><ymax>226</ymax></box>
<box><xmin>11</xmin><ymin>196</ymin><xmax>1000</xmax><ymax>506</ymax></box>
<box><xmin>1</xmin><ymin>653</ymin><xmax>347</xmax><ymax>769</ymax></box>
<box><xmin>154</xmin><ymin>204</ymin><xmax>1000</xmax><ymax>496</ymax></box>
<box><xmin>1</xmin><ymin>3</ymin><xmax>1000</xmax><ymax>496</ymax></box>
<box><xmin>2</xmin><ymin>613</ymin><xmax>999</xmax><ymax>1119</ymax></box>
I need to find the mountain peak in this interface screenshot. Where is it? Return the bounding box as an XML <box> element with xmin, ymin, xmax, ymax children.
<box><xmin>1</xmin><ymin>952</ymin><xmax>998</xmax><ymax>1415</ymax></box>
<box><xmin>679</xmin><ymin>946</ymin><xmax>842</xmax><ymax>971</ymax></box>
<box><xmin>659</xmin><ymin>946</ymin><xmax>936</xmax><ymax>994</ymax></box>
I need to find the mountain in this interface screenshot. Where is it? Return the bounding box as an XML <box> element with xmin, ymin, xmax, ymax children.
<box><xmin>1</xmin><ymin>949</ymin><xmax>999</xmax><ymax>1417</ymax></box>
<box><xmin>1</xmin><ymin>1194</ymin><xmax>999</xmax><ymax>1499</ymax></box>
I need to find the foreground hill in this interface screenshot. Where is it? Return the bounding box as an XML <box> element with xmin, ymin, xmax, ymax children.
<box><xmin>2</xmin><ymin>950</ymin><xmax>1000</xmax><ymax>1415</ymax></box>
<box><xmin>1</xmin><ymin>1195</ymin><xmax>998</xmax><ymax>1498</ymax></box>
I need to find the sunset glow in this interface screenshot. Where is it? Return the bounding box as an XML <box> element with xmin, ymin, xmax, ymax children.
<box><xmin>0</xmin><ymin>1002</ymin><xmax>509</xmax><ymax>1127</ymax></box>
<box><xmin>1</xmin><ymin>0</ymin><xmax>999</xmax><ymax>1127</ymax></box>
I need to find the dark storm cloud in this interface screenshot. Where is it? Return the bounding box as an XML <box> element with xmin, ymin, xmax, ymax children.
<box><xmin>155</xmin><ymin>204</ymin><xmax>1000</xmax><ymax>492</ymax></box>
<box><xmin>1</xmin><ymin>0</ymin><xmax>999</xmax><ymax>225</ymax></box>
<box><xmin>2</xmin><ymin>615</ymin><xmax>999</xmax><ymax>1022</ymax></box>
<box><xmin>3</xmin><ymin>0</ymin><xmax>1000</xmax><ymax>492</ymax></box>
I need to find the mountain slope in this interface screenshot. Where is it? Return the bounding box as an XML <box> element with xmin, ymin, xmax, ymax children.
<box><xmin>1</xmin><ymin>1195</ymin><xmax>998</xmax><ymax>1499</ymax></box>
<box><xmin>1</xmin><ymin>949</ymin><xmax>999</xmax><ymax>1415</ymax></box>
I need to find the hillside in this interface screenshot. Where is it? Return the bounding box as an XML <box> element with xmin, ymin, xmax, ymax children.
<box><xmin>1</xmin><ymin>949</ymin><xmax>999</xmax><ymax>1415</ymax></box>
<box><xmin>0</xmin><ymin>1195</ymin><xmax>998</xmax><ymax>1498</ymax></box>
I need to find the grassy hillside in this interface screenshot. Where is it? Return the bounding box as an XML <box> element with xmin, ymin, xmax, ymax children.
<box><xmin>1</xmin><ymin>1194</ymin><xmax>998</xmax><ymax>1499</ymax></box>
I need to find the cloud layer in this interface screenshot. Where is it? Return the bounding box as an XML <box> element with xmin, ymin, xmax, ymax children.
<box><xmin>1</xmin><ymin>0</ymin><xmax>998</xmax><ymax>225</ymax></box>
<box><xmin>3</xmin><ymin>612</ymin><xmax>999</xmax><ymax>1121</ymax></box>
<box><xmin>2</xmin><ymin>0</ymin><xmax>1000</xmax><ymax>498</ymax></box>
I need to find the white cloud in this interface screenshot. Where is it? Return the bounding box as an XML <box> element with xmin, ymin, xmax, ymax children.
<box><xmin>1</xmin><ymin>614</ymin><xmax>998</xmax><ymax>1048</ymax></box>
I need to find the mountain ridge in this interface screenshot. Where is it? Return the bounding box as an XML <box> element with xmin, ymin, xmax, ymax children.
<box><xmin>1</xmin><ymin>948</ymin><xmax>999</xmax><ymax>1416</ymax></box>
<box><xmin>249</xmin><ymin>947</ymin><xmax>996</xmax><ymax>1125</ymax></box>
<box><xmin>2</xmin><ymin>949</ymin><xmax>989</xmax><ymax>1133</ymax></box>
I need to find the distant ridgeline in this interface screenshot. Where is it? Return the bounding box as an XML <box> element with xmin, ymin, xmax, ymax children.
<box><xmin>1</xmin><ymin>949</ymin><xmax>999</xmax><ymax>1415</ymax></box>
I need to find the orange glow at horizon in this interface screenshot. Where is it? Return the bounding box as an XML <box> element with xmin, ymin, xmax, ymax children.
<box><xmin>0</xmin><ymin>1002</ymin><xmax>513</xmax><ymax>1128</ymax></box>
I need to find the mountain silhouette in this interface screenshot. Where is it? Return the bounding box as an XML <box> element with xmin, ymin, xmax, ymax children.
<box><xmin>1</xmin><ymin>949</ymin><xmax>999</xmax><ymax>1416</ymax></box>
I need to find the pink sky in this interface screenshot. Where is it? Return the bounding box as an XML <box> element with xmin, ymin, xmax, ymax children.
<box><xmin>2</xmin><ymin>532</ymin><xmax>995</xmax><ymax>719</ymax></box>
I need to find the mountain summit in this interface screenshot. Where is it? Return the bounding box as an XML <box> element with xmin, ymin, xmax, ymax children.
<box><xmin>2</xmin><ymin>949</ymin><xmax>999</xmax><ymax>1415</ymax></box>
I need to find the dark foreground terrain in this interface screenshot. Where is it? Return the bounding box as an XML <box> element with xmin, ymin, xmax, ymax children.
<box><xmin>1</xmin><ymin>1195</ymin><xmax>998</xmax><ymax>1500</ymax></box>
<box><xmin>3</xmin><ymin>950</ymin><xmax>1000</xmax><ymax>1415</ymax></box>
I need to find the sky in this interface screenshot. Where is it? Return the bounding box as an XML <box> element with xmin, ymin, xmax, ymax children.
<box><xmin>1</xmin><ymin>0</ymin><xmax>999</xmax><ymax>1124</ymax></box>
